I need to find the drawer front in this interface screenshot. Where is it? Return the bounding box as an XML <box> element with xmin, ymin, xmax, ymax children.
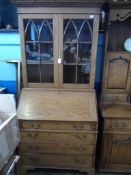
<box><xmin>19</xmin><ymin>142</ymin><xmax>95</xmax><ymax>155</ymax></box>
<box><xmin>21</xmin><ymin>153</ymin><xmax>93</xmax><ymax>168</ymax></box>
<box><xmin>104</xmin><ymin>119</ymin><xmax>131</xmax><ymax>132</ymax></box>
<box><xmin>20</xmin><ymin>131</ymin><xmax>97</xmax><ymax>144</ymax></box>
<box><xmin>19</xmin><ymin>120</ymin><xmax>97</xmax><ymax>131</ymax></box>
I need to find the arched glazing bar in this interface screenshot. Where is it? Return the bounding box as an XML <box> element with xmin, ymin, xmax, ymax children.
<box><xmin>64</xmin><ymin>19</ymin><xmax>78</xmax><ymax>42</ymax></box>
<box><xmin>78</xmin><ymin>19</ymin><xmax>93</xmax><ymax>42</ymax></box>
<box><xmin>25</xmin><ymin>19</ymin><xmax>39</xmax><ymax>41</ymax></box>
<box><xmin>39</xmin><ymin>19</ymin><xmax>53</xmax><ymax>42</ymax></box>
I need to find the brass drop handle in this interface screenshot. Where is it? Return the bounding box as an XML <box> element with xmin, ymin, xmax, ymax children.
<box><xmin>76</xmin><ymin>146</ymin><xmax>87</xmax><ymax>152</ymax></box>
<box><xmin>74</xmin><ymin>124</ymin><xmax>84</xmax><ymax>130</ymax></box>
<box><xmin>30</xmin><ymin>146</ymin><xmax>39</xmax><ymax>151</ymax></box>
<box><xmin>80</xmin><ymin>146</ymin><xmax>87</xmax><ymax>151</ymax></box>
<box><xmin>30</xmin><ymin>157</ymin><xmax>39</xmax><ymax>162</ymax></box>
<box><xmin>28</xmin><ymin>133</ymin><xmax>38</xmax><ymax>139</ymax></box>
<box><xmin>75</xmin><ymin>159</ymin><xmax>86</xmax><ymax>164</ymax></box>
<box><xmin>74</xmin><ymin>134</ymin><xmax>87</xmax><ymax>140</ymax></box>
<box><xmin>31</xmin><ymin>123</ymin><xmax>40</xmax><ymax>129</ymax></box>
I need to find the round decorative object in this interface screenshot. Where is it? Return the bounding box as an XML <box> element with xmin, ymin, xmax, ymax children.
<box><xmin>124</xmin><ymin>38</ymin><xmax>131</xmax><ymax>52</ymax></box>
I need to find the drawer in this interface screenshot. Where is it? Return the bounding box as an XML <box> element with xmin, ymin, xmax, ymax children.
<box><xmin>19</xmin><ymin>120</ymin><xmax>97</xmax><ymax>131</ymax></box>
<box><xmin>20</xmin><ymin>131</ymin><xmax>97</xmax><ymax>144</ymax></box>
<box><xmin>21</xmin><ymin>153</ymin><xmax>93</xmax><ymax>168</ymax></box>
<box><xmin>104</xmin><ymin>119</ymin><xmax>131</xmax><ymax>132</ymax></box>
<box><xmin>19</xmin><ymin>142</ymin><xmax>95</xmax><ymax>155</ymax></box>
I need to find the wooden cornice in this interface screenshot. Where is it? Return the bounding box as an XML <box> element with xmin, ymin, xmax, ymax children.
<box><xmin>11</xmin><ymin>0</ymin><xmax>131</xmax><ymax>8</ymax></box>
<box><xmin>11</xmin><ymin>0</ymin><xmax>104</xmax><ymax>7</ymax></box>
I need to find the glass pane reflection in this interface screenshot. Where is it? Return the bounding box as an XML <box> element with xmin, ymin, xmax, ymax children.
<box><xmin>64</xmin><ymin>20</ymin><xmax>77</xmax><ymax>42</ymax></box>
<box><xmin>26</xmin><ymin>43</ymin><xmax>40</xmax><ymax>63</ymax></box>
<box><xmin>64</xmin><ymin>43</ymin><xmax>77</xmax><ymax>63</ymax></box>
<box><xmin>78</xmin><ymin>44</ymin><xmax>91</xmax><ymax>63</ymax></box>
<box><xmin>25</xmin><ymin>20</ymin><xmax>38</xmax><ymax>41</ymax></box>
<box><xmin>40</xmin><ymin>43</ymin><xmax>53</xmax><ymax>62</ymax></box>
<box><xmin>79</xmin><ymin>20</ymin><xmax>92</xmax><ymax>42</ymax></box>
<box><xmin>77</xmin><ymin>65</ymin><xmax>90</xmax><ymax>84</ymax></box>
<box><xmin>41</xmin><ymin>64</ymin><xmax>54</xmax><ymax>83</ymax></box>
<box><xmin>27</xmin><ymin>64</ymin><xmax>40</xmax><ymax>83</ymax></box>
<box><xmin>64</xmin><ymin>19</ymin><xmax>93</xmax><ymax>43</ymax></box>
<box><xmin>40</xmin><ymin>20</ymin><xmax>53</xmax><ymax>41</ymax></box>
<box><xmin>24</xmin><ymin>19</ymin><xmax>53</xmax><ymax>42</ymax></box>
<box><xmin>63</xmin><ymin>66</ymin><xmax>76</xmax><ymax>83</ymax></box>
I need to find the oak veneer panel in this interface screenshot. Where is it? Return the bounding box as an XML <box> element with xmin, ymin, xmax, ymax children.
<box><xmin>17</xmin><ymin>88</ymin><xmax>97</xmax><ymax>122</ymax></box>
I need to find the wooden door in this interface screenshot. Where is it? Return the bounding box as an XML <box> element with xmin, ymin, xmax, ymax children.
<box><xmin>58</xmin><ymin>14</ymin><xmax>99</xmax><ymax>89</ymax></box>
<box><xmin>103</xmin><ymin>52</ymin><xmax>131</xmax><ymax>94</ymax></box>
<box><xmin>100</xmin><ymin>133</ymin><xmax>131</xmax><ymax>172</ymax></box>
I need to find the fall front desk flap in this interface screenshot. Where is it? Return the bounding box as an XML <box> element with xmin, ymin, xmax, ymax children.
<box><xmin>17</xmin><ymin>88</ymin><xmax>98</xmax><ymax>122</ymax></box>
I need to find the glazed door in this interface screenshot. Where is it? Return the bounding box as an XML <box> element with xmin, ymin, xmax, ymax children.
<box><xmin>58</xmin><ymin>14</ymin><xmax>99</xmax><ymax>89</ymax></box>
<box><xmin>19</xmin><ymin>15</ymin><xmax>59</xmax><ymax>88</ymax></box>
<box><xmin>19</xmin><ymin>11</ymin><xmax>99</xmax><ymax>88</ymax></box>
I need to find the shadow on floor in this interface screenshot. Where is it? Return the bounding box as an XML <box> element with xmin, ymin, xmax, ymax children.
<box><xmin>26</xmin><ymin>168</ymin><xmax>130</xmax><ymax>175</ymax></box>
<box><xmin>27</xmin><ymin>169</ymin><xmax>86</xmax><ymax>175</ymax></box>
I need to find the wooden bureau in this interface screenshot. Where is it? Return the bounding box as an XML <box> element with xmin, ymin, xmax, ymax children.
<box><xmin>99</xmin><ymin>103</ymin><xmax>131</xmax><ymax>173</ymax></box>
<box><xmin>10</xmin><ymin>3</ymin><xmax>100</xmax><ymax>174</ymax></box>
<box><xmin>17</xmin><ymin>89</ymin><xmax>98</xmax><ymax>175</ymax></box>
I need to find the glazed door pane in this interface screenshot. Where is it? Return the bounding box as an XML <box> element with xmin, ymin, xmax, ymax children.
<box><xmin>62</xmin><ymin>17</ymin><xmax>94</xmax><ymax>86</ymax></box>
<box><xmin>24</xmin><ymin>18</ymin><xmax>54</xmax><ymax>84</ymax></box>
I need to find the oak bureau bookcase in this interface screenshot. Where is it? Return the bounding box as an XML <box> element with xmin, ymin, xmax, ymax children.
<box><xmin>12</xmin><ymin>1</ymin><xmax>100</xmax><ymax>174</ymax></box>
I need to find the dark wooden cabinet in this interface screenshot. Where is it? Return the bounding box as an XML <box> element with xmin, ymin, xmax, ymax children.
<box><xmin>99</xmin><ymin>7</ymin><xmax>131</xmax><ymax>174</ymax></box>
<box><xmin>99</xmin><ymin>104</ymin><xmax>131</xmax><ymax>173</ymax></box>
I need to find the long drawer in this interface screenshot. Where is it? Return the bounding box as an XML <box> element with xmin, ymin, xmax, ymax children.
<box><xmin>19</xmin><ymin>142</ymin><xmax>95</xmax><ymax>155</ymax></box>
<box><xmin>104</xmin><ymin>118</ymin><xmax>131</xmax><ymax>132</ymax></box>
<box><xmin>21</xmin><ymin>153</ymin><xmax>93</xmax><ymax>168</ymax></box>
<box><xmin>19</xmin><ymin>120</ymin><xmax>97</xmax><ymax>131</ymax></box>
<box><xmin>20</xmin><ymin>131</ymin><xmax>97</xmax><ymax>144</ymax></box>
